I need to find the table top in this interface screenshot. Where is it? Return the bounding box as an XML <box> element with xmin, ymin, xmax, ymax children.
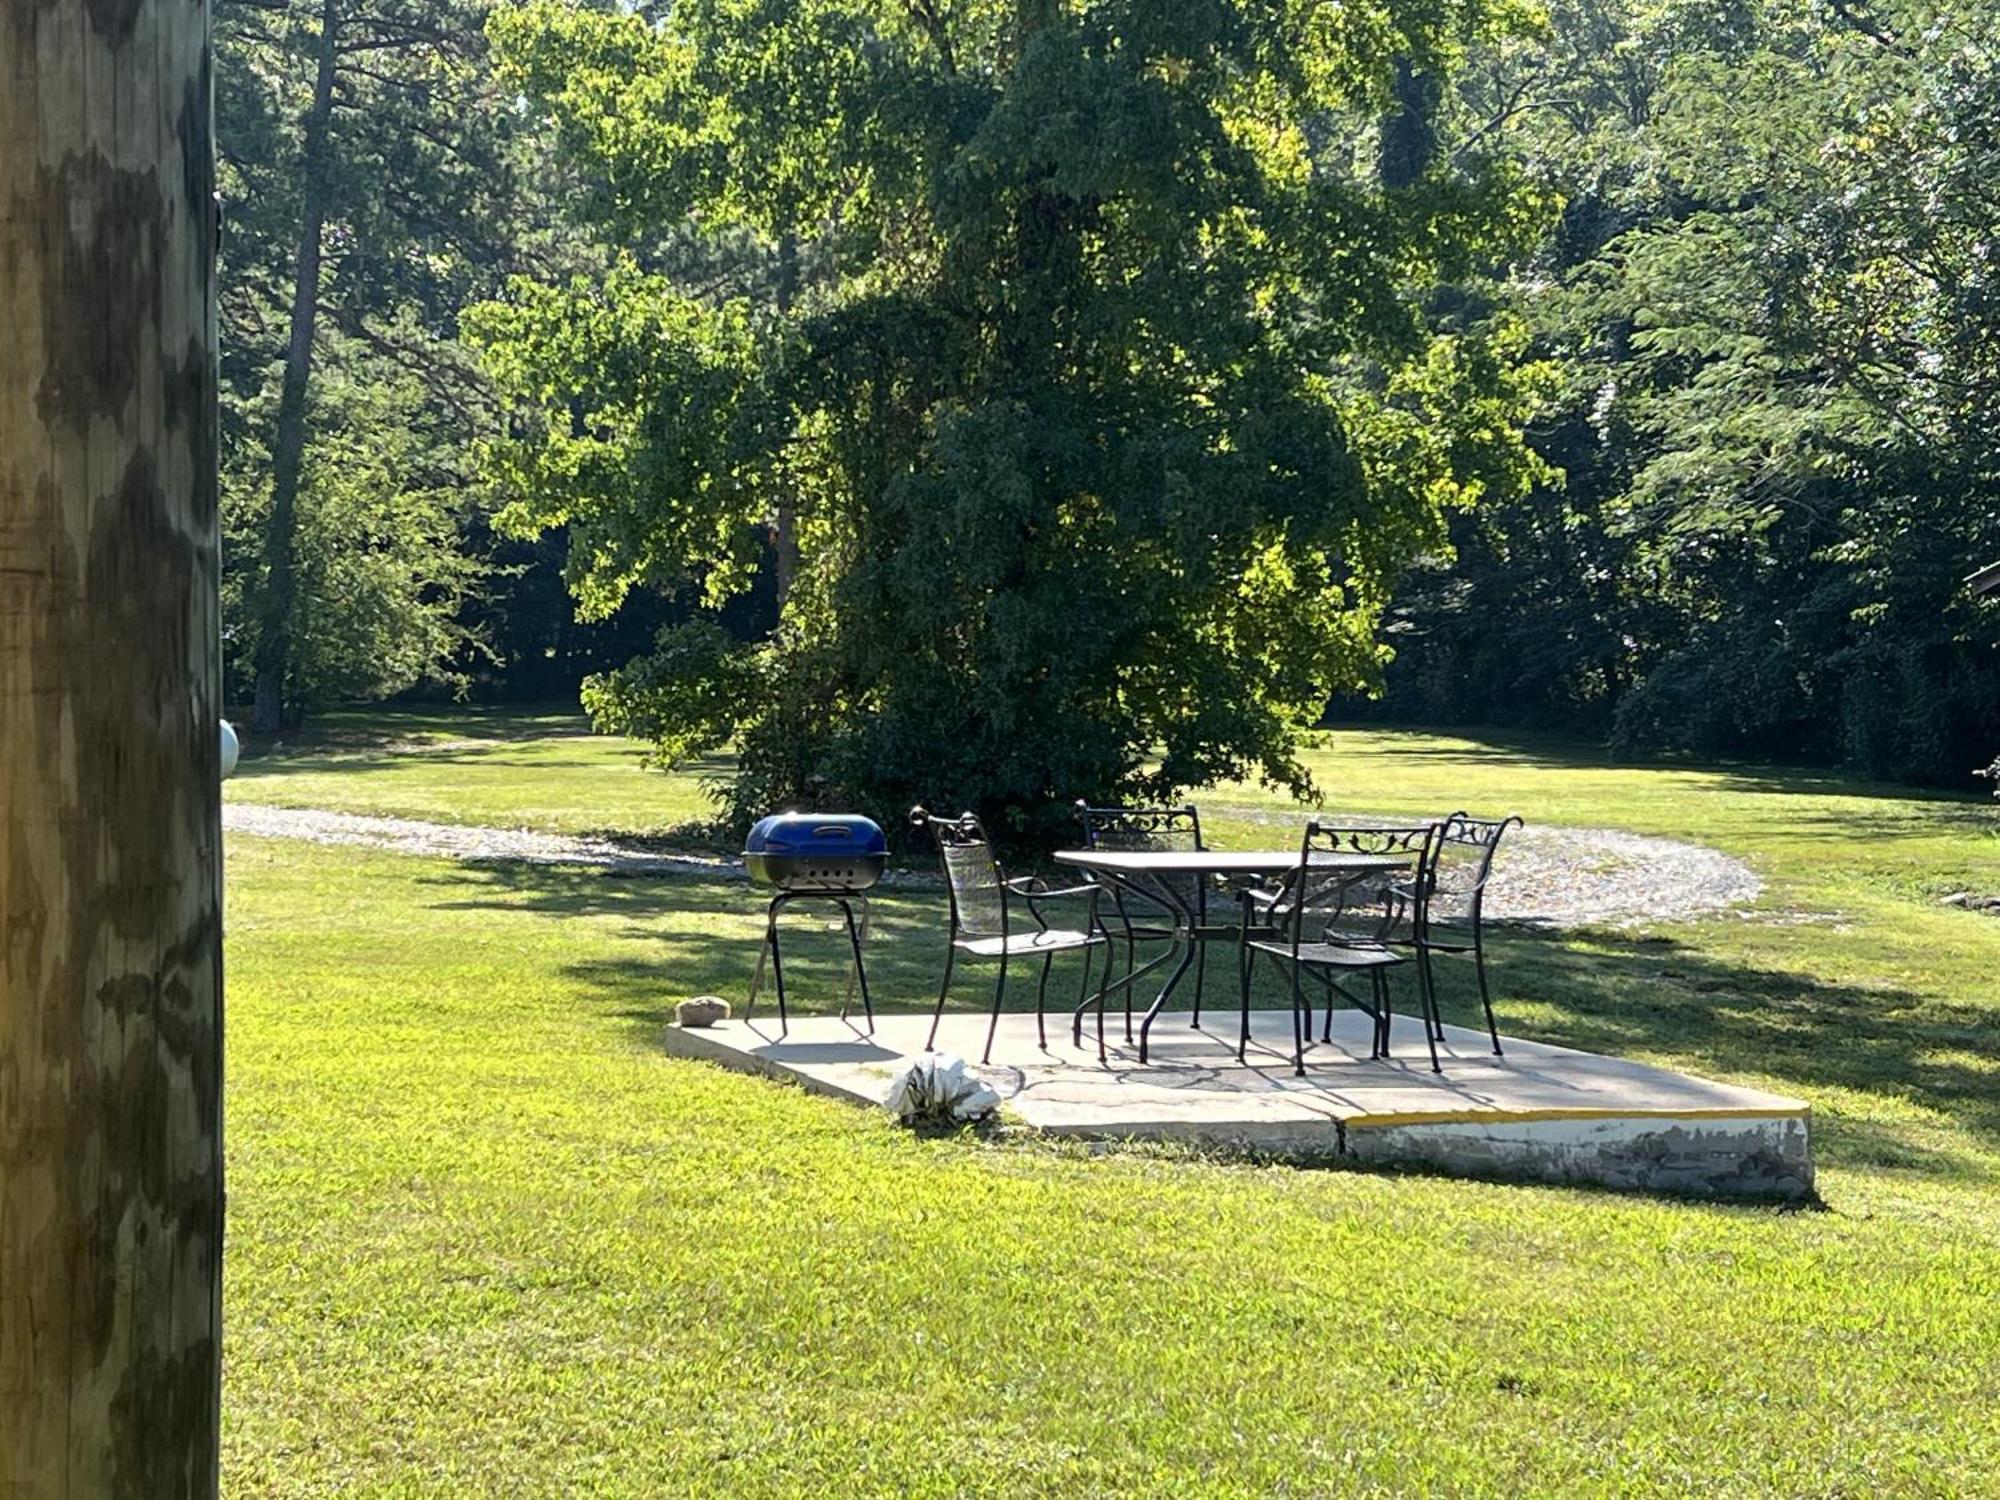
<box><xmin>1052</xmin><ymin>849</ymin><xmax>1409</xmax><ymax>876</ymax></box>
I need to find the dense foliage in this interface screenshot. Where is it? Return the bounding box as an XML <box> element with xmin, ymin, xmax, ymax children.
<box><xmin>471</xmin><ymin>0</ymin><xmax>1553</xmax><ymax>837</ymax></box>
<box><xmin>1379</xmin><ymin>0</ymin><xmax>2000</xmax><ymax>783</ymax></box>
<box><xmin>217</xmin><ymin>0</ymin><xmax>536</xmax><ymax>724</ymax></box>
<box><xmin>217</xmin><ymin>0</ymin><xmax>2000</xmax><ymax>803</ymax></box>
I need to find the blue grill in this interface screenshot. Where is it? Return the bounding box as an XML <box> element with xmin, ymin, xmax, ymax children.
<box><xmin>743</xmin><ymin>813</ymin><xmax>888</xmax><ymax>891</ymax></box>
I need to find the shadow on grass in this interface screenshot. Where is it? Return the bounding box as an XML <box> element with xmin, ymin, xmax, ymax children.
<box><xmin>1328</xmin><ymin>722</ymin><xmax>1999</xmax><ymax>809</ymax></box>
<box><xmin>419</xmin><ymin>860</ymin><xmax>2000</xmax><ymax>1179</ymax></box>
<box><xmin>234</xmin><ymin>703</ymin><xmax>592</xmax><ymax>758</ymax></box>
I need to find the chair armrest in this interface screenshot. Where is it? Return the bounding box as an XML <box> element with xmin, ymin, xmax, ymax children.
<box><xmin>1007</xmin><ymin>875</ymin><xmax>1101</xmax><ymax>932</ymax></box>
<box><xmin>1005</xmin><ymin>876</ymin><xmax>1097</xmax><ymax>900</ymax></box>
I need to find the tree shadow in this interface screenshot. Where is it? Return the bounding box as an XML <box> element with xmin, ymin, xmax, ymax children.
<box><xmin>413</xmin><ymin>859</ymin><xmax>1998</xmax><ymax>1182</ymax></box>
<box><xmin>1325</xmin><ymin>722</ymin><xmax>1999</xmax><ymax>807</ymax></box>
<box><xmin>233</xmin><ymin>702</ymin><xmax>592</xmax><ymax>758</ymax></box>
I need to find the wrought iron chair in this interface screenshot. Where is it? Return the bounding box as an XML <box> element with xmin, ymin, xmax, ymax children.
<box><xmin>1393</xmin><ymin>812</ymin><xmax>1520</xmax><ymax>1056</ymax></box>
<box><xmin>1073</xmin><ymin>801</ymin><xmax>1214</xmax><ymax>1036</ymax></box>
<box><xmin>911</xmin><ymin>807</ymin><xmax>1110</xmax><ymax>1065</ymax></box>
<box><xmin>1237</xmin><ymin>823</ymin><xmax>1441</xmax><ymax>1077</ymax></box>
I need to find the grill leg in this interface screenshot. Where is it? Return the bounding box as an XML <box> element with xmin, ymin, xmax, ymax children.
<box><xmin>766</xmin><ymin>897</ymin><xmax>791</xmax><ymax>1040</ymax></box>
<box><xmin>983</xmin><ymin>951</ymin><xmax>1010</xmax><ymax>1065</ymax></box>
<box><xmin>927</xmin><ymin>943</ymin><xmax>956</xmax><ymax>1052</ymax></box>
<box><xmin>837</xmin><ymin>898</ymin><xmax>874</xmax><ymax>1034</ymax></box>
<box><xmin>746</xmin><ymin>912</ymin><xmax>770</xmax><ymax>1028</ymax></box>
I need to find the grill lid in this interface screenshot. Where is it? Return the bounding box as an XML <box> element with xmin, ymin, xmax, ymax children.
<box><xmin>744</xmin><ymin>813</ymin><xmax>887</xmax><ymax>859</ymax></box>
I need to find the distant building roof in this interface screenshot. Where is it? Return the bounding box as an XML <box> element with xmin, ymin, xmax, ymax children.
<box><xmin>1970</xmin><ymin>561</ymin><xmax>2000</xmax><ymax>598</ymax></box>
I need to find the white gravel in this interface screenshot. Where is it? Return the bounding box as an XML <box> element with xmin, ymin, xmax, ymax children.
<box><xmin>224</xmin><ymin>802</ymin><xmax>1763</xmax><ymax>928</ymax></box>
<box><xmin>1479</xmin><ymin>822</ymin><xmax>1762</xmax><ymax>928</ymax></box>
<box><xmin>223</xmin><ymin>803</ymin><xmax>740</xmax><ymax>878</ymax></box>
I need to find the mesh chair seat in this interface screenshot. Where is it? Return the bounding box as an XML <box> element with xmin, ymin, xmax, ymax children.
<box><xmin>913</xmin><ymin>805</ymin><xmax>1111</xmax><ymax>1064</ymax></box>
<box><xmin>1238</xmin><ymin>822</ymin><xmax>1440</xmax><ymax>1075</ymax></box>
<box><xmin>956</xmin><ymin>928</ymin><xmax>1105</xmax><ymax>958</ymax></box>
<box><xmin>1244</xmin><ymin>937</ymin><xmax>1402</xmax><ymax>968</ymax></box>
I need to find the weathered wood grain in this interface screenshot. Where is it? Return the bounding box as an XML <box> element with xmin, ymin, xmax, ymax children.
<box><xmin>0</xmin><ymin>1</ymin><xmax>222</xmax><ymax>1494</ymax></box>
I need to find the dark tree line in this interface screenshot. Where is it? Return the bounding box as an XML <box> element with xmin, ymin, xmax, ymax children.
<box><xmin>1375</xmin><ymin>0</ymin><xmax>2000</xmax><ymax>785</ymax></box>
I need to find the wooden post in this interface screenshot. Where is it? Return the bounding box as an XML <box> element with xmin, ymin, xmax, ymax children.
<box><xmin>0</xmin><ymin>1</ymin><xmax>223</xmax><ymax>1495</ymax></box>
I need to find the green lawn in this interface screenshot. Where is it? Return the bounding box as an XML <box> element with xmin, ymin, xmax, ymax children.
<box><xmin>224</xmin><ymin>709</ymin><xmax>2000</xmax><ymax>1494</ymax></box>
<box><xmin>229</xmin><ymin>704</ymin><xmax>727</xmax><ymax>838</ymax></box>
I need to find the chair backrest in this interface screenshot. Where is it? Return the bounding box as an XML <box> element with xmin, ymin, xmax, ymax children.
<box><xmin>1075</xmin><ymin>802</ymin><xmax>1206</xmax><ymax>912</ymax></box>
<box><xmin>1275</xmin><ymin>823</ymin><xmax>1434</xmax><ymax>947</ymax></box>
<box><xmin>1074</xmin><ymin>802</ymin><xmax>1204</xmax><ymax>853</ymax></box>
<box><xmin>1428</xmin><ymin>812</ymin><xmax>1520</xmax><ymax>926</ymax></box>
<box><xmin>910</xmin><ymin>805</ymin><xmax>1007</xmax><ymax>937</ymax></box>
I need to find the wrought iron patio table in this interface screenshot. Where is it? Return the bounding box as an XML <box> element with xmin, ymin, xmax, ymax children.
<box><xmin>1052</xmin><ymin>849</ymin><xmax>1411</xmax><ymax>1063</ymax></box>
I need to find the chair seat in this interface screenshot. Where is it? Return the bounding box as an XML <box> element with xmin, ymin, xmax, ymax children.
<box><xmin>1245</xmin><ymin>938</ymin><xmax>1403</xmax><ymax>969</ymax></box>
<box><xmin>956</xmin><ymin>929</ymin><xmax>1105</xmax><ymax>958</ymax></box>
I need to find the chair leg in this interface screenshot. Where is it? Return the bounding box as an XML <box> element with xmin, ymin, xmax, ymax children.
<box><xmin>926</xmin><ymin>943</ymin><xmax>957</xmax><ymax>1051</ymax></box>
<box><xmin>982</xmin><ymin>952</ymin><xmax>1010</xmax><ymax>1065</ymax></box>
<box><xmin>1191</xmin><ymin>941</ymin><xmax>1207</xmax><ymax>1028</ymax></box>
<box><xmin>1035</xmin><ymin>951</ymin><xmax>1053</xmax><ymax>1050</ymax></box>
<box><xmin>1073</xmin><ymin>942</ymin><xmax>1093</xmax><ymax>1049</ymax></box>
<box><xmin>1474</xmin><ymin>932</ymin><xmax>1504</xmax><ymax>1056</ymax></box>
<box><xmin>1372</xmin><ymin>970</ymin><xmax>1393</xmax><ymax>1060</ymax></box>
<box><xmin>1289</xmin><ymin>964</ymin><xmax>1307</xmax><ymax>1077</ymax></box>
<box><xmin>1087</xmin><ymin>945</ymin><xmax>1107</xmax><ymax>1063</ymax></box>
<box><xmin>1237</xmin><ymin>938</ymin><xmax>1253</xmax><ymax>1062</ymax></box>
<box><xmin>1123</xmin><ymin>935</ymin><xmax>1137</xmax><ymax>1041</ymax></box>
<box><xmin>1414</xmin><ymin>943</ymin><xmax>1443</xmax><ymax>1047</ymax></box>
<box><xmin>1414</xmin><ymin>965</ymin><xmax>1442</xmax><ymax>1074</ymax></box>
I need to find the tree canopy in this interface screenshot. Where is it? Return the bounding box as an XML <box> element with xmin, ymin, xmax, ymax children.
<box><xmin>212</xmin><ymin>0</ymin><xmax>2000</xmax><ymax>812</ymax></box>
<box><xmin>471</xmin><ymin>0</ymin><xmax>1554</xmax><ymax>837</ymax></box>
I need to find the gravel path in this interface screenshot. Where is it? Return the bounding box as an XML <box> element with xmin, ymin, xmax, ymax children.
<box><xmin>225</xmin><ymin>803</ymin><xmax>1762</xmax><ymax>928</ymax></box>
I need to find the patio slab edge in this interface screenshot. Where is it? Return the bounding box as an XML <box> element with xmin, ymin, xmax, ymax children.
<box><xmin>659</xmin><ymin>1014</ymin><xmax>1814</xmax><ymax>1201</ymax></box>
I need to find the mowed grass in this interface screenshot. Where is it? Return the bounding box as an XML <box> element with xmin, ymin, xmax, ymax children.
<box><xmin>228</xmin><ymin>704</ymin><xmax>726</xmax><ymax>837</ymax></box>
<box><xmin>223</xmin><ymin>710</ymin><xmax>2000</xmax><ymax>1494</ymax></box>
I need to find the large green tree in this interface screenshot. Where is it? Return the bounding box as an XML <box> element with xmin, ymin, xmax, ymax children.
<box><xmin>472</xmin><ymin>0</ymin><xmax>1551</xmax><ymax>839</ymax></box>
<box><xmin>218</xmin><ymin>0</ymin><xmax>533</xmax><ymax>728</ymax></box>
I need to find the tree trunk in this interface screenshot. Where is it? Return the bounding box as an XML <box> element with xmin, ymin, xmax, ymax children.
<box><xmin>771</xmin><ymin>230</ymin><xmax>800</xmax><ymax>606</ymax></box>
<box><xmin>1380</xmin><ymin>57</ymin><xmax>1442</xmax><ymax>190</ymax></box>
<box><xmin>252</xmin><ymin>0</ymin><xmax>340</xmax><ymax>734</ymax></box>
<box><xmin>0</xmin><ymin>1</ymin><xmax>223</xmax><ymax>1495</ymax></box>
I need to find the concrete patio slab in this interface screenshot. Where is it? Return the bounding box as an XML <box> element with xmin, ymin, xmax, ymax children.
<box><xmin>662</xmin><ymin>1009</ymin><xmax>1813</xmax><ymax>1200</ymax></box>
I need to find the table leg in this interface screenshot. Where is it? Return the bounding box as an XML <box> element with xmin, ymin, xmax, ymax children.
<box><xmin>1136</xmin><ymin>933</ymin><xmax>1197</xmax><ymax>1064</ymax></box>
<box><xmin>1133</xmin><ymin>872</ymin><xmax>1199</xmax><ymax>1065</ymax></box>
